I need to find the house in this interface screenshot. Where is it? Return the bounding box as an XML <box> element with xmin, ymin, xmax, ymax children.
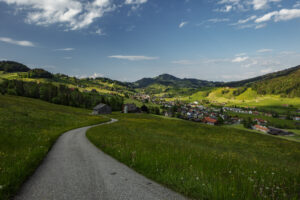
<box><xmin>92</xmin><ymin>103</ymin><xmax>112</xmax><ymax>115</ymax></box>
<box><xmin>203</xmin><ymin>117</ymin><xmax>217</xmax><ymax>125</ymax></box>
<box><xmin>164</xmin><ymin>111</ymin><xmax>173</xmax><ymax>117</ymax></box>
<box><xmin>252</xmin><ymin>125</ymin><xmax>269</xmax><ymax>133</ymax></box>
<box><xmin>293</xmin><ymin>116</ymin><xmax>300</xmax><ymax>121</ymax></box>
<box><xmin>254</xmin><ymin>118</ymin><xmax>268</xmax><ymax>125</ymax></box>
<box><xmin>122</xmin><ymin>103</ymin><xmax>139</xmax><ymax>113</ymax></box>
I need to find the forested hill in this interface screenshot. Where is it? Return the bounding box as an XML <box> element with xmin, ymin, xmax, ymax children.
<box><xmin>251</xmin><ymin>67</ymin><xmax>300</xmax><ymax>97</ymax></box>
<box><xmin>134</xmin><ymin>74</ymin><xmax>219</xmax><ymax>88</ymax></box>
<box><xmin>0</xmin><ymin>61</ymin><xmax>30</xmax><ymax>72</ymax></box>
<box><xmin>223</xmin><ymin>65</ymin><xmax>300</xmax><ymax>87</ymax></box>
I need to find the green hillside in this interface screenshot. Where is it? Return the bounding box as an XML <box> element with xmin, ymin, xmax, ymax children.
<box><xmin>0</xmin><ymin>95</ymin><xmax>109</xmax><ymax>199</ymax></box>
<box><xmin>252</xmin><ymin>67</ymin><xmax>300</xmax><ymax>98</ymax></box>
<box><xmin>87</xmin><ymin>113</ymin><xmax>300</xmax><ymax>200</ymax></box>
<box><xmin>0</xmin><ymin>61</ymin><xmax>30</xmax><ymax>72</ymax></box>
<box><xmin>134</xmin><ymin>73</ymin><xmax>219</xmax><ymax>89</ymax></box>
<box><xmin>224</xmin><ymin>65</ymin><xmax>300</xmax><ymax>87</ymax></box>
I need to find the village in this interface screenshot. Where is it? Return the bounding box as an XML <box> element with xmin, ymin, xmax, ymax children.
<box><xmin>124</xmin><ymin>93</ymin><xmax>300</xmax><ymax>136</ymax></box>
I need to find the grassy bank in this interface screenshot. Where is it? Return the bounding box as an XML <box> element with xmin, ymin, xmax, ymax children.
<box><xmin>87</xmin><ymin>113</ymin><xmax>300</xmax><ymax>200</ymax></box>
<box><xmin>0</xmin><ymin>95</ymin><xmax>109</xmax><ymax>199</ymax></box>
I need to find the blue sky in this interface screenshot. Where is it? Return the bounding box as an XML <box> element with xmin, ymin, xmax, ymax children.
<box><xmin>0</xmin><ymin>0</ymin><xmax>300</xmax><ymax>82</ymax></box>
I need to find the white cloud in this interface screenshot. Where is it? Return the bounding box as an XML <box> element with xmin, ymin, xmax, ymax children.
<box><xmin>255</xmin><ymin>23</ymin><xmax>267</xmax><ymax>29</ymax></box>
<box><xmin>179</xmin><ymin>21</ymin><xmax>188</xmax><ymax>28</ymax></box>
<box><xmin>0</xmin><ymin>0</ymin><xmax>116</xmax><ymax>30</ymax></box>
<box><xmin>235</xmin><ymin>53</ymin><xmax>247</xmax><ymax>56</ymax></box>
<box><xmin>172</xmin><ymin>60</ymin><xmax>196</xmax><ymax>65</ymax></box>
<box><xmin>257</xmin><ymin>48</ymin><xmax>273</xmax><ymax>53</ymax></box>
<box><xmin>233</xmin><ymin>15</ymin><xmax>257</xmax><ymax>25</ymax></box>
<box><xmin>109</xmin><ymin>55</ymin><xmax>159</xmax><ymax>61</ymax></box>
<box><xmin>90</xmin><ymin>72</ymin><xmax>104</xmax><ymax>79</ymax></box>
<box><xmin>256</xmin><ymin>9</ymin><xmax>300</xmax><ymax>23</ymax></box>
<box><xmin>294</xmin><ymin>1</ymin><xmax>300</xmax><ymax>8</ymax></box>
<box><xmin>252</xmin><ymin>0</ymin><xmax>281</xmax><ymax>10</ymax></box>
<box><xmin>95</xmin><ymin>28</ymin><xmax>105</xmax><ymax>35</ymax></box>
<box><xmin>207</xmin><ymin>18</ymin><xmax>230</xmax><ymax>23</ymax></box>
<box><xmin>55</xmin><ymin>48</ymin><xmax>74</xmax><ymax>51</ymax></box>
<box><xmin>0</xmin><ymin>37</ymin><xmax>35</xmax><ymax>47</ymax></box>
<box><xmin>261</xmin><ymin>68</ymin><xmax>274</xmax><ymax>74</ymax></box>
<box><xmin>232</xmin><ymin>56</ymin><xmax>249</xmax><ymax>63</ymax></box>
<box><xmin>124</xmin><ymin>0</ymin><xmax>147</xmax><ymax>4</ymax></box>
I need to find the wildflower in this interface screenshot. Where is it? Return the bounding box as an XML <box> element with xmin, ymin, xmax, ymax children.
<box><xmin>271</xmin><ymin>172</ymin><xmax>275</xmax><ymax>175</ymax></box>
<box><xmin>0</xmin><ymin>185</ymin><xmax>3</xmax><ymax>190</ymax></box>
<box><xmin>229</xmin><ymin>170</ymin><xmax>231</xmax><ymax>174</ymax></box>
<box><xmin>276</xmin><ymin>186</ymin><xmax>280</xmax><ymax>190</ymax></box>
<box><xmin>254</xmin><ymin>171</ymin><xmax>256</xmax><ymax>174</ymax></box>
<box><xmin>265</xmin><ymin>186</ymin><xmax>269</xmax><ymax>190</ymax></box>
<box><xmin>202</xmin><ymin>183</ymin><xmax>205</xmax><ymax>186</ymax></box>
<box><xmin>196</xmin><ymin>177</ymin><xmax>199</xmax><ymax>180</ymax></box>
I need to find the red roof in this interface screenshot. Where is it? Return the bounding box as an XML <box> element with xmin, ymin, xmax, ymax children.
<box><xmin>254</xmin><ymin>125</ymin><xmax>269</xmax><ymax>132</ymax></box>
<box><xmin>204</xmin><ymin>117</ymin><xmax>217</xmax><ymax>123</ymax></box>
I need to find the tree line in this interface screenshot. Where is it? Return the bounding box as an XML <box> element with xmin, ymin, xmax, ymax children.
<box><xmin>0</xmin><ymin>79</ymin><xmax>123</xmax><ymax>111</ymax></box>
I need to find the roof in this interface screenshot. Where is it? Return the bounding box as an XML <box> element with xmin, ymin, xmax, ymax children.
<box><xmin>204</xmin><ymin>117</ymin><xmax>217</xmax><ymax>123</ymax></box>
<box><xmin>93</xmin><ymin>103</ymin><xmax>108</xmax><ymax>110</ymax></box>
<box><xmin>254</xmin><ymin>125</ymin><xmax>269</xmax><ymax>131</ymax></box>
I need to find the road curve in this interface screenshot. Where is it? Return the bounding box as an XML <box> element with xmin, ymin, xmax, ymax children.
<box><xmin>14</xmin><ymin>119</ymin><xmax>187</xmax><ymax>200</ymax></box>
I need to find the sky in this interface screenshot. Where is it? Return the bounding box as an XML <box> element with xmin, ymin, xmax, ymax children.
<box><xmin>0</xmin><ymin>0</ymin><xmax>300</xmax><ymax>82</ymax></box>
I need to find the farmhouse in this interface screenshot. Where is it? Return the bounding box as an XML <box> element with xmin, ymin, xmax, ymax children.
<box><xmin>92</xmin><ymin>103</ymin><xmax>112</xmax><ymax>115</ymax></box>
<box><xmin>293</xmin><ymin>116</ymin><xmax>300</xmax><ymax>121</ymax></box>
<box><xmin>253</xmin><ymin>125</ymin><xmax>269</xmax><ymax>133</ymax></box>
<box><xmin>254</xmin><ymin>118</ymin><xmax>268</xmax><ymax>125</ymax></box>
<box><xmin>122</xmin><ymin>103</ymin><xmax>139</xmax><ymax>113</ymax></box>
<box><xmin>203</xmin><ymin>117</ymin><xmax>217</xmax><ymax>125</ymax></box>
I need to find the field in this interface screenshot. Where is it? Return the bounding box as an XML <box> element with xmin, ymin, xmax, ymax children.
<box><xmin>226</xmin><ymin>111</ymin><xmax>300</xmax><ymax>130</ymax></box>
<box><xmin>171</xmin><ymin>88</ymin><xmax>300</xmax><ymax>114</ymax></box>
<box><xmin>0</xmin><ymin>95</ymin><xmax>109</xmax><ymax>199</ymax></box>
<box><xmin>87</xmin><ymin>113</ymin><xmax>300</xmax><ymax>200</ymax></box>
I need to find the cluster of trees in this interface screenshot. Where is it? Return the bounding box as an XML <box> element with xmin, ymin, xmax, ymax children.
<box><xmin>0</xmin><ymin>61</ymin><xmax>30</xmax><ymax>72</ymax></box>
<box><xmin>0</xmin><ymin>79</ymin><xmax>123</xmax><ymax>111</ymax></box>
<box><xmin>140</xmin><ymin>105</ymin><xmax>160</xmax><ymax>115</ymax></box>
<box><xmin>26</xmin><ymin>69</ymin><xmax>54</xmax><ymax>78</ymax></box>
<box><xmin>252</xmin><ymin>69</ymin><xmax>300</xmax><ymax>98</ymax></box>
<box><xmin>243</xmin><ymin>117</ymin><xmax>256</xmax><ymax>129</ymax></box>
<box><xmin>233</xmin><ymin>87</ymin><xmax>247</xmax><ymax>96</ymax></box>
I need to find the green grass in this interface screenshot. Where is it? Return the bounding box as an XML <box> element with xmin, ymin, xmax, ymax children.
<box><xmin>87</xmin><ymin>113</ymin><xmax>300</xmax><ymax>200</ymax></box>
<box><xmin>226</xmin><ymin>124</ymin><xmax>300</xmax><ymax>143</ymax></box>
<box><xmin>0</xmin><ymin>95</ymin><xmax>110</xmax><ymax>199</ymax></box>
<box><xmin>227</xmin><ymin>111</ymin><xmax>300</xmax><ymax>130</ymax></box>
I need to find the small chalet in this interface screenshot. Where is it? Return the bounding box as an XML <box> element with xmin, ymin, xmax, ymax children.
<box><xmin>253</xmin><ymin>125</ymin><xmax>269</xmax><ymax>133</ymax></box>
<box><xmin>293</xmin><ymin>116</ymin><xmax>300</xmax><ymax>121</ymax></box>
<box><xmin>122</xmin><ymin>103</ymin><xmax>139</xmax><ymax>113</ymax></box>
<box><xmin>203</xmin><ymin>117</ymin><xmax>217</xmax><ymax>125</ymax></box>
<box><xmin>254</xmin><ymin>118</ymin><xmax>268</xmax><ymax>125</ymax></box>
<box><xmin>92</xmin><ymin>103</ymin><xmax>112</xmax><ymax>115</ymax></box>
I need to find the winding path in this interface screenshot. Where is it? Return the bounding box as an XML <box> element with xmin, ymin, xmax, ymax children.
<box><xmin>14</xmin><ymin>119</ymin><xmax>187</xmax><ymax>200</ymax></box>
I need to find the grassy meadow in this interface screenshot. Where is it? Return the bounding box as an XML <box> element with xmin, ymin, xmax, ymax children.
<box><xmin>173</xmin><ymin>88</ymin><xmax>300</xmax><ymax>114</ymax></box>
<box><xmin>87</xmin><ymin>113</ymin><xmax>300</xmax><ymax>200</ymax></box>
<box><xmin>0</xmin><ymin>95</ymin><xmax>109</xmax><ymax>199</ymax></box>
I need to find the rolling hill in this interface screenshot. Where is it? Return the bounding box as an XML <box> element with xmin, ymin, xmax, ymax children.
<box><xmin>134</xmin><ymin>73</ymin><xmax>219</xmax><ymax>88</ymax></box>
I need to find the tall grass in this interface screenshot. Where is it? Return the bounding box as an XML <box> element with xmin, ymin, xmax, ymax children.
<box><xmin>87</xmin><ymin>113</ymin><xmax>300</xmax><ymax>200</ymax></box>
<box><xmin>0</xmin><ymin>95</ymin><xmax>109</xmax><ymax>199</ymax></box>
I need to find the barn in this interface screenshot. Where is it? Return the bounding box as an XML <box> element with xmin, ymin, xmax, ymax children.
<box><xmin>92</xmin><ymin>103</ymin><xmax>112</xmax><ymax>115</ymax></box>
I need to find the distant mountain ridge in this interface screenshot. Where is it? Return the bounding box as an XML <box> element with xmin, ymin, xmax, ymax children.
<box><xmin>134</xmin><ymin>73</ymin><xmax>220</xmax><ymax>88</ymax></box>
<box><xmin>1</xmin><ymin>60</ymin><xmax>300</xmax><ymax>97</ymax></box>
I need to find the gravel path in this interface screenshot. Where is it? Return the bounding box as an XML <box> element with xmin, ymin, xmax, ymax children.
<box><xmin>14</xmin><ymin>119</ymin><xmax>187</xmax><ymax>200</ymax></box>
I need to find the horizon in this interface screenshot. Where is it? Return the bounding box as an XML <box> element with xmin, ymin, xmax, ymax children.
<box><xmin>1</xmin><ymin>0</ymin><xmax>300</xmax><ymax>82</ymax></box>
<box><xmin>0</xmin><ymin>59</ymin><xmax>299</xmax><ymax>83</ymax></box>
